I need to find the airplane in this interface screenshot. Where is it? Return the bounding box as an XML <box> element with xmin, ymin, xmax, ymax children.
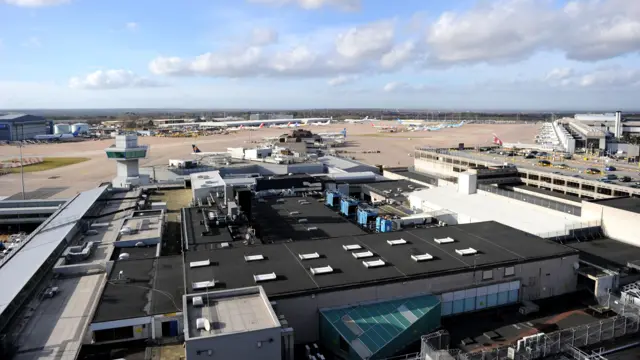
<box><xmin>371</xmin><ymin>122</ymin><xmax>396</xmax><ymax>129</ymax></box>
<box><xmin>34</xmin><ymin>129</ymin><xmax>81</xmax><ymax>141</ymax></box>
<box><xmin>247</xmin><ymin>123</ymin><xmax>265</xmax><ymax>131</ymax></box>
<box><xmin>445</xmin><ymin>121</ymin><xmax>466</xmax><ymax>128</ymax></box>
<box><xmin>191</xmin><ymin>144</ymin><xmax>228</xmax><ymax>156</ymax></box>
<box><xmin>344</xmin><ymin>116</ymin><xmax>376</xmax><ymax>124</ymax></box>
<box><xmin>311</xmin><ymin>120</ymin><xmax>331</xmax><ymax>127</ymax></box>
<box><xmin>227</xmin><ymin>125</ymin><xmax>245</xmax><ymax>132</ymax></box>
<box><xmin>492</xmin><ymin>134</ymin><xmax>504</xmax><ymax>146</ymax></box>
<box><xmin>396</xmin><ymin>118</ymin><xmax>425</xmax><ymax>126</ymax></box>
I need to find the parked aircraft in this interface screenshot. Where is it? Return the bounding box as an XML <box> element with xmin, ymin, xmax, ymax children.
<box><xmin>371</xmin><ymin>122</ymin><xmax>396</xmax><ymax>129</ymax></box>
<box><xmin>345</xmin><ymin>116</ymin><xmax>377</xmax><ymax>124</ymax></box>
<box><xmin>311</xmin><ymin>120</ymin><xmax>331</xmax><ymax>126</ymax></box>
<box><xmin>34</xmin><ymin>129</ymin><xmax>81</xmax><ymax>141</ymax></box>
<box><xmin>192</xmin><ymin>144</ymin><xmax>229</xmax><ymax>156</ymax></box>
<box><xmin>492</xmin><ymin>134</ymin><xmax>504</xmax><ymax>146</ymax></box>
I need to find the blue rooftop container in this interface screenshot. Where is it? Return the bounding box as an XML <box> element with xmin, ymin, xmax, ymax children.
<box><xmin>356</xmin><ymin>206</ymin><xmax>378</xmax><ymax>226</ymax></box>
<box><xmin>325</xmin><ymin>191</ymin><xmax>341</xmax><ymax>207</ymax></box>
<box><xmin>340</xmin><ymin>198</ymin><xmax>359</xmax><ymax>216</ymax></box>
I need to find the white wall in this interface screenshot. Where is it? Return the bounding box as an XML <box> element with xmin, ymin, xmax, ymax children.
<box><xmin>185</xmin><ymin>327</ymin><xmax>282</xmax><ymax>360</ymax></box>
<box><xmin>581</xmin><ymin>201</ymin><xmax>640</xmax><ymax>246</ymax></box>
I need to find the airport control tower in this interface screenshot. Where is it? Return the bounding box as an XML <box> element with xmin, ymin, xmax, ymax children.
<box><xmin>105</xmin><ymin>134</ymin><xmax>150</xmax><ymax>188</ymax></box>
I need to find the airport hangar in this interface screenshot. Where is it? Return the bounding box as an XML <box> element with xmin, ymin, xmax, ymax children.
<box><xmin>0</xmin><ymin>114</ymin><xmax>50</xmax><ymax>141</ymax></box>
<box><xmin>412</xmin><ymin>148</ymin><xmax>640</xmax><ymax>199</ymax></box>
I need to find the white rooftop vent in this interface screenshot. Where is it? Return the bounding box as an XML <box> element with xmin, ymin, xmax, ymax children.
<box><xmin>254</xmin><ymin>272</ymin><xmax>277</xmax><ymax>282</ymax></box>
<box><xmin>220</xmin><ymin>242</ymin><xmax>230</xmax><ymax>248</ymax></box>
<box><xmin>299</xmin><ymin>252</ymin><xmax>320</xmax><ymax>260</ymax></box>
<box><xmin>300</xmin><ymin>201</ymin><xmax>310</xmax><ymax>205</ymax></box>
<box><xmin>192</xmin><ymin>280</ymin><xmax>216</xmax><ymax>290</ymax></box>
<box><xmin>434</xmin><ymin>237</ymin><xmax>455</xmax><ymax>244</ymax></box>
<box><xmin>196</xmin><ymin>317</ymin><xmax>211</xmax><ymax>332</ymax></box>
<box><xmin>298</xmin><ymin>218</ymin><xmax>308</xmax><ymax>223</ymax></box>
<box><xmin>118</xmin><ymin>253</ymin><xmax>130</xmax><ymax>261</ymax></box>
<box><xmin>411</xmin><ymin>253</ymin><xmax>434</xmax><ymax>262</ymax></box>
<box><xmin>343</xmin><ymin>244</ymin><xmax>362</xmax><ymax>251</ymax></box>
<box><xmin>310</xmin><ymin>266</ymin><xmax>334</xmax><ymax>275</ymax></box>
<box><xmin>276</xmin><ymin>199</ymin><xmax>286</xmax><ymax>203</ymax></box>
<box><xmin>192</xmin><ymin>296</ymin><xmax>204</xmax><ymax>307</ymax></box>
<box><xmin>307</xmin><ymin>226</ymin><xmax>318</xmax><ymax>231</ymax></box>
<box><xmin>387</xmin><ymin>238</ymin><xmax>407</xmax><ymax>246</ymax></box>
<box><xmin>244</xmin><ymin>254</ymin><xmax>265</xmax><ymax>262</ymax></box>
<box><xmin>455</xmin><ymin>248</ymin><xmax>478</xmax><ymax>256</ymax></box>
<box><xmin>352</xmin><ymin>251</ymin><xmax>374</xmax><ymax>259</ymax></box>
<box><xmin>289</xmin><ymin>211</ymin><xmax>300</xmax><ymax>216</ymax></box>
<box><xmin>363</xmin><ymin>259</ymin><xmax>386</xmax><ymax>268</ymax></box>
<box><xmin>190</xmin><ymin>259</ymin><xmax>211</xmax><ymax>268</ymax></box>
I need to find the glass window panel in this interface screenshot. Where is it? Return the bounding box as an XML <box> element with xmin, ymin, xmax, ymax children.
<box><xmin>453</xmin><ymin>300</ymin><xmax>464</xmax><ymax>314</ymax></box>
<box><xmin>464</xmin><ymin>298</ymin><xmax>476</xmax><ymax>312</ymax></box>
<box><xmin>441</xmin><ymin>302</ymin><xmax>452</xmax><ymax>316</ymax></box>
<box><xmin>498</xmin><ymin>292</ymin><xmax>509</xmax><ymax>305</ymax></box>
<box><xmin>487</xmin><ymin>293</ymin><xmax>498</xmax><ymax>307</ymax></box>
<box><xmin>508</xmin><ymin>289</ymin><xmax>519</xmax><ymax>303</ymax></box>
<box><xmin>476</xmin><ymin>295</ymin><xmax>487</xmax><ymax>309</ymax></box>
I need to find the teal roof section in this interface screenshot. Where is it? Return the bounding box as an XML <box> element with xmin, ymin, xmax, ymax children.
<box><xmin>321</xmin><ymin>294</ymin><xmax>440</xmax><ymax>359</ymax></box>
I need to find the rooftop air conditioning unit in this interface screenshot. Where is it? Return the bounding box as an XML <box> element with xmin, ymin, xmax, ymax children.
<box><xmin>192</xmin><ymin>296</ymin><xmax>204</xmax><ymax>307</ymax></box>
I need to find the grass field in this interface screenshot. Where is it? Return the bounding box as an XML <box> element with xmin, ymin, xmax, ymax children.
<box><xmin>7</xmin><ymin>157</ymin><xmax>89</xmax><ymax>173</ymax></box>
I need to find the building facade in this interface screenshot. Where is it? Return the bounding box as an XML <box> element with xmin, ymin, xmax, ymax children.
<box><xmin>0</xmin><ymin>114</ymin><xmax>50</xmax><ymax>141</ymax></box>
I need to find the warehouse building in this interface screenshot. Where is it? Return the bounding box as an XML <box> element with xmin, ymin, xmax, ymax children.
<box><xmin>183</xmin><ymin>219</ymin><xmax>579</xmax><ymax>357</ymax></box>
<box><xmin>0</xmin><ymin>113</ymin><xmax>50</xmax><ymax>141</ymax></box>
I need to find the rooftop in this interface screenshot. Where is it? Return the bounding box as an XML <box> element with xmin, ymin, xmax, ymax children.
<box><xmin>251</xmin><ymin>196</ymin><xmax>366</xmax><ymax>242</ymax></box>
<box><xmin>409</xmin><ymin>186</ymin><xmax>583</xmax><ymax>237</ymax></box>
<box><xmin>567</xmin><ymin>238</ymin><xmax>640</xmax><ymax>269</ymax></box>
<box><xmin>508</xmin><ymin>184</ymin><xmax>582</xmax><ymax>203</ymax></box>
<box><xmin>384</xmin><ymin>167</ymin><xmax>440</xmax><ymax>186</ymax></box>
<box><xmin>117</xmin><ymin>214</ymin><xmax>163</xmax><ymax>243</ymax></box>
<box><xmin>184</xmin><ymin>221</ymin><xmax>576</xmax><ymax>298</ymax></box>
<box><xmin>183</xmin><ymin>287</ymin><xmax>280</xmax><ymax>340</ymax></box>
<box><xmin>0</xmin><ymin>186</ymin><xmax>108</xmax><ymax>320</ymax></box>
<box><xmin>92</xmin><ymin>255</ymin><xmax>184</xmax><ymax>323</ymax></box>
<box><xmin>182</xmin><ymin>207</ymin><xmax>234</xmax><ymax>249</ymax></box>
<box><xmin>363</xmin><ymin>180</ymin><xmax>426</xmax><ymax>203</ymax></box>
<box><xmin>0</xmin><ymin>113</ymin><xmax>45</xmax><ymax>121</ymax></box>
<box><xmin>589</xmin><ymin>197</ymin><xmax>640</xmax><ymax>214</ymax></box>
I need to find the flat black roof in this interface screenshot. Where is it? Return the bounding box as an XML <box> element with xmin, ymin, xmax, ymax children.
<box><xmin>92</xmin><ymin>256</ymin><xmax>184</xmax><ymax>323</ymax></box>
<box><xmin>182</xmin><ymin>207</ymin><xmax>234</xmax><ymax>247</ymax></box>
<box><xmin>184</xmin><ymin>221</ymin><xmax>576</xmax><ymax>299</ymax></box>
<box><xmin>589</xmin><ymin>197</ymin><xmax>640</xmax><ymax>214</ymax></box>
<box><xmin>363</xmin><ymin>180</ymin><xmax>426</xmax><ymax>202</ymax></box>
<box><xmin>111</xmin><ymin>246</ymin><xmax>158</xmax><ymax>261</ymax></box>
<box><xmin>251</xmin><ymin>196</ymin><xmax>366</xmax><ymax>242</ymax></box>
<box><xmin>567</xmin><ymin>238</ymin><xmax>640</xmax><ymax>269</ymax></box>
<box><xmin>384</xmin><ymin>167</ymin><xmax>439</xmax><ymax>186</ymax></box>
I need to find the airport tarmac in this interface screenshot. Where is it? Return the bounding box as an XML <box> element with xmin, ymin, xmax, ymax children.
<box><xmin>0</xmin><ymin>123</ymin><xmax>538</xmax><ymax>199</ymax></box>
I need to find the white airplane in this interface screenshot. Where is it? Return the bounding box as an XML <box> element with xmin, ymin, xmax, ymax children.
<box><xmin>311</xmin><ymin>120</ymin><xmax>331</xmax><ymax>127</ymax></box>
<box><xmin>34</xmin><ymin>129</ymin><xmax>81</xmax><ymax>141</ymax></box>
<box><xmin>227</xmin><ymin>125</ymin><xmax>245</xmax><ymax>132</ymax></box>
<box><xmin>191</xmin><ymin>144</ymin><xmax>228</xmax><ymax>156</ymax></box>
<box><xmin>247</xmin><ymin>123</ymin><xmax>265</xmax><ymax>131</ymax></box>
<box><xmin>344</xmin><ymin>116</ymin><xmax>376</xmax><ymax>124</ymax></box>
<box><xmin>371</xmin><ymin>122</ymin><xmax>396</xmax><ymax>129</ymax></box>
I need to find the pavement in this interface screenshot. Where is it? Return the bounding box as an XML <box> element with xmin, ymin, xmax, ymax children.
<box><xmin>0</xmin><ymin>123</ymin><xmax>539</xmax><ymax>199</ymax></box>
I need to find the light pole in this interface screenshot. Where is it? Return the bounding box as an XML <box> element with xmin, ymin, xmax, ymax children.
<box><xmin>19</xmin><ymin>142</ymin><xmax>25</xmax><ymax>200</ymax></box>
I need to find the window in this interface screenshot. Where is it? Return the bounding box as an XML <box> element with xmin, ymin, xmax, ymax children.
<box><xmin>504</xmin><ymin>266</ymin><xmax>515</xmax><ymax>277</ymax></box>
<box><xmin>482</xmin><ymin>270</ymin><xmax>493</xmax><ymax>280</ymax></box>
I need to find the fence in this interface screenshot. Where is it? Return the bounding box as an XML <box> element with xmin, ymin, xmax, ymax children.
<box><xmin>535</xmin><ymin>220</ymin><xmax>603</xmax><ymax>241</ymax></box>
<box><xmin>418</xmin><ymin>299</ymin><xmax>640</xmax><ymax>360</ymax></box>
<box><xmin>478</xmin><ymin>184</ymin><xmax>582</xmax><ymax>216</ymax></box>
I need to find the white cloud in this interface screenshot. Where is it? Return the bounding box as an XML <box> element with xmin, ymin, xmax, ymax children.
<box><xmin>247</xmin><ymin>0</ymin><xmax>359</xmax><ymax>11</ymax></box>
<box><xmin>383</xmin><ymin>82</ymin><xmax>434</xmax><ymax>93</ymax></box>
<box><xmin>335</xmin><ymin>20</ymin><xmax>395</xmax><ymax>60</ymax></box>
<box><xmin>425</xmin><ymin>0</ymin><xmax>640</xmax><ymax>65</ymax></box>
<box><xmin>545</xmin><ymin>68</ymin><xmax>574</xmax><ymax>82</ymax></box>
<box><xmin>21</xmin><ymin>36</ymin><xmax>42</xmax><ymax>48</ymax></box>
<box><xmin>251</xmin><ymin>28</ymin><xmax>278</xmax><ymax>46</ymax></box>
<box><xmin>327</xmin><ymin>75</ymin><xmax>358</xmax><ymax>86</ymax></box>
<box><xmin>3</xmin><ymin>0</ymin><xmax>70</xmax><ymax>7</ymax></box>
<box><xmin>380</xmin><ymin>41</ymin><xmax>416</xmax><ymax>69</ymax></box>
<box><xmin>69</xmin><ymin>70</ymin><xmax>165</xmax><ymax>90</ymax></box>
<box><xmin>125</xmin><ymin>22</ymin><xmax>139</xmax><ymax>31</ymax></box>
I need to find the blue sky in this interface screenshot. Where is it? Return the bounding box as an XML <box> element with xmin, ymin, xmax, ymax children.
<box><xmin>0</xmin><ymin>0</ymin><xmax>639</xmax><ymax>110</ymax></box>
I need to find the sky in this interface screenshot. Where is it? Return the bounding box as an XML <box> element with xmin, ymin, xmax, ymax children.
<box><xmin>0</xmin><ymin>0</ymin><xmax>639</xmax><ymax>110</ymax></box>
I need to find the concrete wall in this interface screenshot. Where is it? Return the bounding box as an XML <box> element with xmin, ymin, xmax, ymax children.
<box><xmin>275</xmin><ymin>254</ymin><xmax>578</xmax><ymax>344</ymax></box>
<box><xmin>185</xmin><ymin>327</ymin><xmax>282</xmax><ymax>360</ymax></box>
<box><xmin>581</xmin><ymin>202</ymin><xmax>639</xmax><ymax>246</ymax></box>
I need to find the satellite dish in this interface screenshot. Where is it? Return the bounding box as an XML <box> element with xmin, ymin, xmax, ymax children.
<box><xmin>573</xmin><ymin>262</ymin><xmax>580</xmax><ymax>270</ymax></box>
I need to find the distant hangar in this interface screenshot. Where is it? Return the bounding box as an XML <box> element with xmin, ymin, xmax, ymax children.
<box><xmin>0</xmin><ymin>113</ymin><xmax>50</xmax><ymax>141</ymax></box>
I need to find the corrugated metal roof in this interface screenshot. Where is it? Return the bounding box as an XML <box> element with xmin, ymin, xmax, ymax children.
<box><xmin>0</xmin><ymin>186</ymin><xmax>107</xmax><ymax>317</ymax></box>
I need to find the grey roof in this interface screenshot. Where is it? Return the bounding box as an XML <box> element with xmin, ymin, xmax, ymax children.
<box><xmin>0</xmin><ymin>113</ymin><xmax>46</xmax><ymax>122</ymax></box>
<box><xmin>0</xmin><ymin>186</ymin><xmax>108</xmax><ymax>318</ymax></box>
<box><xmin>318</xmin><ymin>155</ymin><xmax>379</xmax><ymax>173</ymax></box>
<box><xmin>589</xmin><ymin>197</ymin><xmax>640</xmax><ymax>214</ymax></box>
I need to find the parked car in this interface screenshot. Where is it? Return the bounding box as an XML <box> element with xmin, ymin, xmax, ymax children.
<box><xmin>605</xmin><ymin>166</ymin><xmax>617</xmax><ymax>171</ymax></box>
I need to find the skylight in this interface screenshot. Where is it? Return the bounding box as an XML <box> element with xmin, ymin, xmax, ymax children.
<box><xmin>387</xmin><ymin>238</ymin><xmax>407</xmax><ymax>246</ymax></box>
<box><xmin>363</xmin><ymin>259</ymin><xmax>386</xmax><ymax>268</ymax></box>
<box><xmin>434</xmin><ymin>237</ymin><xmax>455</xmax><ymax>244</ymax></box>
<box><xmin>244</xmin><ymin>254</ymin><xmax>265</xmax><ymax>262</ymax></box>
<box><xmin>299</xmin><ymin>252</ymin><xmax>320</xmax><ymax>260</ymax></box>
<box><xmin>289</xmin><ymin>211</ymin><xmax>300</xmax><ymax>216</ymax></box>
<box><xmin>411</xmin><ymin>253</ymin><xmax>434</xmax><ymax>262</ymax></box>
<box><xmin>254</xmin><ymin>272</ymin><xmax>277</xmax><ymax>282</ymax></box>
<box><xmin>455</xmin><ymin>248</ymin><xmax>478</xmax><ymax>256</ymax></box>
<box><xmin>310</xmin><ymin>266</ymin><xmax>334</xmax><ymax>275</ymax></box>
<box><xmin>298</xmin><ymin>218</ymin><xmax>308</xmax><ymax>223</ymax></box>
<box><xmin>307</xmin><ymin>226</ymin><xmax>318</xmax><ymax>231</ymax></box>
<box><xmin>352</xmin><ymin>251</ymin><xmax>374</xmax><ymax>259</ymax></box>
<box><xmin>192</xmin><ymin>296</ymin><xmax>204</xmax><ymax>307</ymax></box>
<box><xmin>189</xmin><ymin>259</ymin><xmax>211</xmax><ymax>268</ymax></box>
<box><xmin>343</xmin><ymin>244</ymin><xmax>362</xmax><ymax>251</ymax></box>
<box><xmin>192</xmin><ymin>280</ymin><xmax>216</xmax><ymax>290</ymax></box>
